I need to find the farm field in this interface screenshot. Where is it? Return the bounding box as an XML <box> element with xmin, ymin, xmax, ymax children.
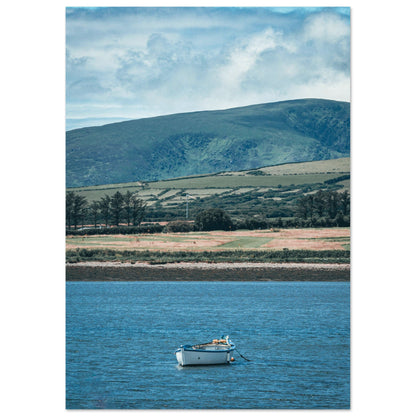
<box><xmin>66</xmin><ymin>228</ymin><xmax>350</xmax><ymax>252</ymax></box>
<box><xmin>68</xmin><ymin>157</ymin><xmax>350</xmax><ymax>204</ymax></box>
<box><xmin>66</xmin><ymin>157</ymin><xmax>351</xmax><ymax>230</ymax></box>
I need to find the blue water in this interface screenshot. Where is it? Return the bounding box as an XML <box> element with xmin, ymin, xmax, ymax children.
<box><xmin>66</xmin><ymin>281</ymin><xmax>349</xmax><ymax>409</ymax></box>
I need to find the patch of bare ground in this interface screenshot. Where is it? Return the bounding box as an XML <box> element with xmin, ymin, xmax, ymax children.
<box><xmin>262</xmin><ymin>239</ymin><xmax>346</xmax><ymax>250</ymax></box>
<box><xmin>66</xmin><ymin>228</ymin><xmax>350</xmax><ymax>251</ymax></box>
<box><xmin>276</xmin><ymin>228</ymin><xmax>350</xmax><ymax>239</ymax></box>
<box><xmin>210</xmin><ymin>228</ymin><xmax>349</xmax><ymax>239</ymax></box>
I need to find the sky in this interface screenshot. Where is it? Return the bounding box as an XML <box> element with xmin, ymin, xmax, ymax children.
<box><xmin>66</xmin><ymin>7</ymin><xmax>350</xmax><ymax>129</ymax></box>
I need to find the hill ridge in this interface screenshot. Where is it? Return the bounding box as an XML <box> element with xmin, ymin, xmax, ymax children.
<box><xmin>67</xmin><ymin>98</ymin><xmax>346</xmax><ymax>132</ymax></box>
<box><xmin>66</xmin><ymin>98</ymin><xmax>350</xmax><ymax>187</ymax></box>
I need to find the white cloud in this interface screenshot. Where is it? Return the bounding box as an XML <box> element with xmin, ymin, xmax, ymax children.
<box><xmin>218</xmin><ymin>28</ymin><xmax>278</xmax><ymax>91</ymax></box>
<box><xmin>303</xmin><ymin>12</ymin><xmax>350</xmax><ymax>43</ymax></box>
<box><xmin>66</xmin><ymin>7</ymin><xmax>350</xmax><ymax>125</ymax></box>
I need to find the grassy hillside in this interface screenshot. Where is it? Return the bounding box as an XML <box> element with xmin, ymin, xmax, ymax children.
<box><xmin>69</xmin><ymin>157</ymin><xmax>350</xmax><ymax>221</ymax></box>
<box><xmin>66</xmin><ymin>99</ymin><xmax>350</xmax><ymax>187</ymax></box>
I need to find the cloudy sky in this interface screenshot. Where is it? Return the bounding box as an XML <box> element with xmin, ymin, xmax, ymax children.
<box><xmin>66</xmin><ymin>7</ymin><xmax>350</xmax><ymax>130</ymax></box>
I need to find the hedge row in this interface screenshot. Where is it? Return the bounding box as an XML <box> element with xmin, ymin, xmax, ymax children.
<box><xmin>66</xmin><ymin>224</ymin><xmax>164</xmax><ymax>236</ymax></box>
<box><xmin>66</xmin><ymin>248</ymin><xmax>350</xmax><ymax>264</ymax></box>
<box><xmin>66</xmin><ymin>216</ymin><xmax>350</xmax><ymax>236</ymax></box>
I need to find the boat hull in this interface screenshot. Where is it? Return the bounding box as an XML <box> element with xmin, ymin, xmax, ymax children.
<box><xmin>175</xmin><ymin>346</ymin><xmax>235</xmax><ymax>366</ymax></box>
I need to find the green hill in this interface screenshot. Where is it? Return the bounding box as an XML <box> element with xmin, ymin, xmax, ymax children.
<box><xmin>66</xmin><ymin>98</ymin><xmax>350</xmax><ymax>187</ymax></box>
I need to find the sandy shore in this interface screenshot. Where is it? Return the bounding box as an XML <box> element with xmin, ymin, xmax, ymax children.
<box><xmin>66</xmin><ymin>261</ymin><xmax>350</xmax><ymax>282</ymax></box>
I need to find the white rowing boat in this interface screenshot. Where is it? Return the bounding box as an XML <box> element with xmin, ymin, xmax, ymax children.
<box><xmin>175</xmin><ymin>336</ymin><xmax>235</xmax><ymax>366</ymax></box>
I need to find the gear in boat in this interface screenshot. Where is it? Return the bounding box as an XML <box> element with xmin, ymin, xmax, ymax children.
<box><xmin>192</xmin><ymin>338</ymin><xmax>231</xmax><ymax>350</ymax></box>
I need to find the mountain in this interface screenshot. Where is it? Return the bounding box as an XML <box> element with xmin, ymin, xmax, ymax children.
<box><xmin>66</xmin><ymin>98</ymin><xmax>350</xmax><ymax>187</ymax></box>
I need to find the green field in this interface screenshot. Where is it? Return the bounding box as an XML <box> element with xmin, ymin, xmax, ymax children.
<box><xmin>219</xmin><ymin>236</ymin><xmax>274</xmax><ymax>249</ymax></box>
<box><xmin>67</xmin><ymin>158</ymin><xmax>350</xmax><ymax>222</ymax></box>
<box><xmin>149</xmin><ymin>173</ymin><xmax>341</xmax><ymax>189</ymax></box>
<box><xmin>69</xmin><ymin>158</ymin><xmax>350</xmax><ymax>205</ymax></box>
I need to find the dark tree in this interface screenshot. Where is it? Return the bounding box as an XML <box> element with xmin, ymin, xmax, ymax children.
<box><xmin>90</xmin><ymin>201</ymin><xmax>100</xmax><ymax>228</ymax></box>
<box><xmin>99</xmin><ymin>195</ymin><xmax>111</xmax><ymax>227</ymax></box>
<box><xmin>326</xmin><ymin>191</ymin><xmax>339</xmax><ymax>219</ymax></box>
<box><xmin>314</xmin><ymin>190</ymin><xmax>326</xmax><ymax>217</ymax></box>
<box><xmin>131</xmin><ymin>195</ymin><xmax>147</xmax><ymax>226</ymax></box>
<box><xmin>295</xmin><ymin>190</ymin><xmax>350</xmax><ymax>226</ymax></box>
<box><xmin>296</xmin><ymin>195</ymin><xmax>313</xmax><ymax>219</ymax></box>
<box><xmin>123</xmin><ymin>191</ymin><xmax>134</xmax><ymax>226</ymax></box>
<box><xmin>340</xmin><ymin>190</ymin><xmax>350</xmax><ymax>216</ymax></box>
<box><xmin>195</xmin><ymin>208</ymin><xmax>234</xmax><ymax>231</ymax></box>
<box><xmin>296</xmin><ymin>196</ymin><xmax>308</xmax><ymax>220</ymax></box>
<box><xmin>66</xmin><ymin>191</ymin><xmax>75</xmax><ymax>229</ymax></box>
<box><xmin>80</xmin><ymin>205</ymin><xmax>89</xmax><ymax>229</ymax></box>
<box><xmin>72</xmin><ymin>194</ymin><xmax>88</xmax><ymax>229</ymax></box>
<box><xmin>110</xmin><ymin>191</ymin><xmax>124</xmax><ymax>226</ymax></box>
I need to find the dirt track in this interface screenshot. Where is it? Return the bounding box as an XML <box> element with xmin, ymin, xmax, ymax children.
<box><xmin>66</xmin><ymin>262</ymin><xmax>350</xmax><ymax>282</ymax></box>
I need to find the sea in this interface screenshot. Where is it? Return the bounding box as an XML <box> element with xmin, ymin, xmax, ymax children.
<box><xmin>66</xmin><ymin>281</ymin><xmax>350</xmax><ymax>409</ymax></box>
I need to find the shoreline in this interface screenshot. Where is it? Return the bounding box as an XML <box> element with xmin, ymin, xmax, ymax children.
<box><xmin>66</xmin><ymin>261</ymin><xmax>350</xmax><ymax>282</ymax></box>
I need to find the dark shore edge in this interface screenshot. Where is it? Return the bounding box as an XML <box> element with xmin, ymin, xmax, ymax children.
<box><xmin>66</xmin><ymin>262</ymin><xmax>350</xmax><ymax>282</ymax></box>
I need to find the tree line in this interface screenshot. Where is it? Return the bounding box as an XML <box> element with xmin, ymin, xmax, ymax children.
<box><xmin>66</xmin><ymin>191</ymin><xmax>146</xmax><ymax>229</ymax></box>
<box><xmin>66</xmin><ymin>189</ymin><xmax>350</xmax><ymax>232</ymax></box>
<box><xmin>295</xmin><ymin>190</ymin><xmax>350</xmax><ymax>224</ymax></box>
